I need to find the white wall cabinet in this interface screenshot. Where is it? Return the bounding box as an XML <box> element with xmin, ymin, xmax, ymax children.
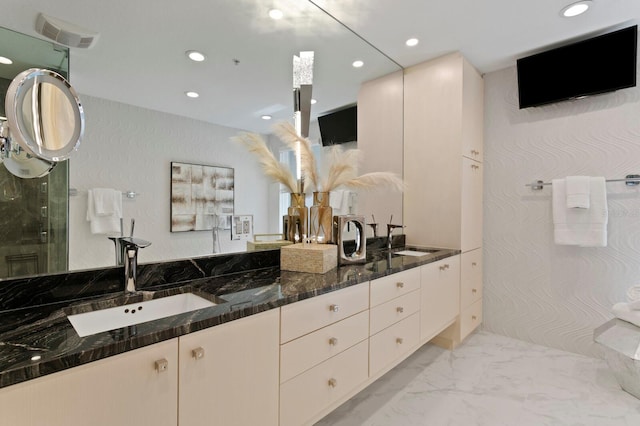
<box><xmin>178</xmin><ymin>309</ymin><xmax>280</xmax><ymax>426</ymax></box>
<box><xmin>0</xmin><ymin>339</ymin><xmax>179</xmax><ymax>426</ymax></box>
<box><xmin>404</xmin><ymin>52</ymin><xmax>484</xmax><ymax>348</ymax></box>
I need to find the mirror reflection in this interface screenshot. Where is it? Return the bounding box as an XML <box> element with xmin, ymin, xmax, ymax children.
<box><xmin>0</xmin><ymin>0</ymin><xmax>402</xmax><ymax>280</ymax></box>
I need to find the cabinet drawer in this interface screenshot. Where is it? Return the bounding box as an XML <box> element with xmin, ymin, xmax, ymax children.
<box><xmin>280</xmin><ymin>340</ymin><xmax>369</xmax><ymax>426</ymax></box>
<box><xmin>280</xmin><ymin>310</ymin><xmax>369</xmax><ymax>383</ymax></box>
<box><xmin>369</xmin><ymin>313</ymin><xmax>420</xmax><ymax>377</ymax></box>
<box><xmin>461</xmin><ymin>248</ymin><xmax>482</xmax><ymax>309</ymax></box>
<box><xmin>460</xmin><ymin>298</ymin><xmax>482</xmax><ymax>340</ymax></box>
<box><xmin>281</xmin><ymin>282</ymin><xmax>369</xmax><ymax>343</ymax></box>
<box><xmin>370</xmin><ymin>289</ymin><xmax>420</xmax><ymax>336</ymax></box>
<box><xmin>370</xmin><ymin>268</ymin><xmax>420</xmax><ymax>307</ymax></box>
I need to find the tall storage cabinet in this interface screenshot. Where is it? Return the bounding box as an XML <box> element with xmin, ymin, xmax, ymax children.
<box><xmin>403</xmin><ymin>52</ymin><xmax>484</xmax><ymax>348</ymax></box>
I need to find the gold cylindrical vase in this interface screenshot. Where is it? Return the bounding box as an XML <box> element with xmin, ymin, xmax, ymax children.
<box><xmin>309</xmin><ymin>191</ymin><xmax>333</xmax><ymax>244</ymax></box>
<box><xmin>287</xmin><ymin>193</ymin><xmax>307</xmax><ymax>243</ymax></box>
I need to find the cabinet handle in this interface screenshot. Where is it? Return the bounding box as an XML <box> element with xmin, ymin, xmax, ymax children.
<box><xmin>396</xmin><ymin>306</ymin><xmax>404</xmax><ymax>313</ymax></box>
<box><xmin>471</xmin><ymin>164</ymin><xmax>480</xmax><ymax>170</ymax></box>
<box><xmin>472</xmin><ymin>315</ymin><xmax>477</xmax><ymax>321</ymax></box>
<box><xmin>472</xmin><ymin>288</ymin><xmax>477</xmax><ymax>294</ymax></box>
<box><xmin>329</xmin><ymin>337</ymin><xmax>339</xmax><ymax>346</ymax></box>
<box><xmin>155</xmin><ymin>358</ymin><xmax>169</xmax><ymax>373</ymax></box>
<box><xmin>396</xmin><ymin>282</ymin><xmax>404</xmax><ymax>289</ymax></box>
<box><xmin>439</xmin><ymin>264</ymin><xmax>449</xmax><ymax>271</ymax></box>
<box><xmin>396</xmin><ymin>337</ymin><xmax>404</xmax><ymax>344</ymax></box>
<box><xmin>472</xmin><ymin>262</ymin><xmax>477</xmax><ymax>267</ymax></box>
<box><xmin>329</xmin><ymin>304</ymin><xmax>339</xmax><ymax>313</ymax></box>
<box><xmin>328</xmin><ymin>378</ymin><xmax>338</xmax><ymax>388</ymax></box>
<box><xmin>192</xmin><ymin>347</ymin><xmax>205</xmax><ymax>360</ymax></box>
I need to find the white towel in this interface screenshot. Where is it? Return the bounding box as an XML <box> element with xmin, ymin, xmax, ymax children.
<box><xmin>566</xmin><ymin>176</ymin><xmax>590</xmax><ymax>209</ymax></box>
<box><xmin>612</xmin><ymin>302</ymin><xmax>640</xmax><ymax>327</ymax></box>
<box><xmin>552</xmin><ymin>177</ymin><xmax>607</xmax><ymax>247</ymax></box>
<box><xmin>86</xmin><ymin>188</ymin><xmax>122</xmax><ymax>235</ymax></box>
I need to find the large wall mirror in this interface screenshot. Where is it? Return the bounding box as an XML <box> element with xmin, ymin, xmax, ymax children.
<box><xmin>0</xmin><ymin>0</ymin><xmax>402</xmax><ymax>279</ymax></box>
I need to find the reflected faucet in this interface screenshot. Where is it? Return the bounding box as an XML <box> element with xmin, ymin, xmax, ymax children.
<box><xmin>120</xmin><ymin>237</ymin><xmax>151</xmax><ymax>294</ymax></box>
<box><xmin>386</xmin><ymin>215</ymin><xmax>405</xmax><ymax>251</ymax></box>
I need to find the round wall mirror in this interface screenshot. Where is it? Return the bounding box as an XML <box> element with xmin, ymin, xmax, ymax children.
<box><xmin>4</xmin><ymin>68</ymin><xmax>83</xmax><ymax>166</ymax></box>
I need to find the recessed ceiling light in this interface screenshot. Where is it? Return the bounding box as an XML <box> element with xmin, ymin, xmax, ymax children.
<box><xmin>406</xmin><ymin>38</ymin><xmax>419</xmax><ymax>47</ymax></box>
<box><xmin>561</xmin><ymin>1</ymin><xmax>592</xmax><ymax>17</ymax></box>
<box><xmin>261</xmin><ymin>115</ymin><xmax>272</xmax><ymax>120</ymax></box>
<box><xmin>311</xmin><ymin>99</ymin><xmax>317</xmax><ymax>104</ymax></box>
<box><xmin>186</xmin><ymin>50</ymin><xmax>205</xmax><ymax>62</ymax></box>
<box><xmin>185</xmin><ymin>91</ymin><xmax>199</xmax><ymax>98</ymax></box>
<box><xmin>269</xmin><ymin>9</ymin><xmax>283</xmax><ymax>20</ymax></box>
<box><xmin>30</xmin><ymin>355</ymin><xmax>41</xmax><ymax>362</ymax></box>
<box><xmin>352</xmin><ymin>60</ymin><xmax>364</xmax><ymax>68</ymax></box>
<box><xmin>0</xmin><ymin>56</ymin><xmax>13</xmax><ymax>65</ymax></box>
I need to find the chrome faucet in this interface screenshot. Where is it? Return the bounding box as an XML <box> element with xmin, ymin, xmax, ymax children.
<box><xmin>386</xmin><ymin>215</ymin><xmax>405</xmax><ymax>251</ymax></box>
<box><xmin>120</xmin><ymin>237</ymin><xmax>151</xmax><ymax>294</ymax></box>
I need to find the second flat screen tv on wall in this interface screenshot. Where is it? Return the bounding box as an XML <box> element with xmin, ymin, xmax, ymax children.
<box><xmin>517</xmin><ymin>25</ymin><xmax>637</xmax><ymax>109</ymax></box>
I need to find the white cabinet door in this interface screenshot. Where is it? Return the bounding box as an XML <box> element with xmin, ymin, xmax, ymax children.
<box><xmin>178</xmin><ymin>309</ymin><xmax>280</xmax><ymax>426</ymax></box>
<box><xmin>461</xmin><ymin>157</ymin><xmax>483</xmax><ymax>252</ymax></box>
<box><xmin>420</xmin><ymin>256</ymin><xmax>461</xmax><ymax>341</ymax></box>
<box><xmin>0</xmin><ymin>339</ymin><xmax>178</xmax><ymax>426</ymax></box>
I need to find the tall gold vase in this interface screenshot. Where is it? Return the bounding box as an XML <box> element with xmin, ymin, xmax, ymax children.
<box><xmin>287</xmin><ymin>193</ymin><xmax>307</xmax><ymax>243</ymax></box>
<box><xmin>309</xmin><ymin>191</ymin><xmax>333</xmax><ymax>244</ymax></box>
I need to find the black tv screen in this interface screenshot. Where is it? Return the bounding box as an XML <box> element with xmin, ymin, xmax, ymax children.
<box><xmin>318</xmin><ymin>105</ymin><xmax>357</xmax><ymax>146</ymax></box>
<box><xmin>517</xmin><ymin>25</ymin><xmax>637</xmax><ymax>109</ymax></box>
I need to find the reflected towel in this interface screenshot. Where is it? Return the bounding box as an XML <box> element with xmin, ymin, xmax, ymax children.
<box><xmin>552</xmin><ymin>177</ymin><xmax>607</xmax><ymax>247</ymax></box>
<box><xmin>87</xmin><ymin>188</ymin><xmax>122</xmax><ymax>235</ymax></box>
<box><xmin>566</xmin><ymin>176</ymin><xmax>590</xmax><ymax>209</ymax></box>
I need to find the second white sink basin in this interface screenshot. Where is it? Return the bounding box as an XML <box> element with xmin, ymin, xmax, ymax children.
<box><xmin>67</xmin><ymin>293</ymin><xmax>217</xmax><ymax>337</ymax></box>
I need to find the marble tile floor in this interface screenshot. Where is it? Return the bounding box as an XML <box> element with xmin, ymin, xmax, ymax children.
<box><xmin>316</xmin><ymin>330</ymin><xmax>640</xmax><ymax>426</ymax></box>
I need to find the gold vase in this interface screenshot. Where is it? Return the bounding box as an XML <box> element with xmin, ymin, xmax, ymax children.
<box><xmin>287</xmin><ymin>193</ymin><xmax>307</xmax><ymax>243</ymax></box>
<box><xmin>309</xmin><ymin>191</ymin><xmax>333</xmax><ymax>244</ymax></box>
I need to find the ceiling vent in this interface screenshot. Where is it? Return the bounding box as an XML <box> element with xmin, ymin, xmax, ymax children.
<box><xmin>35</xmin><ymin>13</ymin><xmax>99</xmax><ymax>49</ymax></box>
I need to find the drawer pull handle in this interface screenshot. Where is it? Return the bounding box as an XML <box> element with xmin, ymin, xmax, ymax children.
<box><xmin>155</xmin><ymin>358</ymin><xmax>169</xmax><ymax>373</ymax></box>
<box><xmin>472</xmin><ymin>288</ymin><xmax>477</xmax><ymax>294</ymax></box>
<box><xmin>472</xmin><ymin>262</ymin><xmax>477</xmax><ymax>266</ymax></box>
<box><xmin>439</xmin><ymin>264</ymin><xmax>450</xmax><ymax>271</ymax></box>
<box><xmin>396</xmin><ymin>337</ymin><xmax>404</xmax><ymax>344</ymax></box>
<box><xmin>192</xmin><ymin>347</ymin><xmax>205</xmax><ymax>360</ymax></box>
<box><xmin>329</xmin><ymin>337</ymin><xmax>339</xmax><ymax>346</ymax></box>
<box><xmin>329</xmin><ymin>304</ymin><xmax>340</xmax><ymax>313</ymax></box>
<box><xmin>328</xmin><ymin>378</ymin><xmax>338</xmax><ymax>388</ymax></box>
<box><xmin>472</xmin><ymin>315</ymin><xmax>477</xmax><ymax>321</ymax></box>
<box><xmin>396</xmin><ymin>306</ymin><xmax>404</xmax><ymax>313</ymax></box>
<box><xmin>396</xmin><ymin>282</ymin><xmax>404</xmax><ymax>289</ymax></box>
<box><xmin>471</xmin><ymin>164</ymin><xmax>480</xmax><ymax>170</ymax></box>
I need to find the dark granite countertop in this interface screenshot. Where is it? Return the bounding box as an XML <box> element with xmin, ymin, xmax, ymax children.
<box><xmin>0</xmin><ymin>244</ymin><xmax>458</xmax><ymax>389</ymax></box>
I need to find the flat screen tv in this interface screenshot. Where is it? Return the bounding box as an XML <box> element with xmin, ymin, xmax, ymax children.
<box><xmin>318</xmin><ymin>105</ymin><xmax>357</xmax><ymax>146</ymax></box>
<box><xmin>517</xmin><ymin>25</ymin><xmax>637</xmax><ymax>109</ymax></box>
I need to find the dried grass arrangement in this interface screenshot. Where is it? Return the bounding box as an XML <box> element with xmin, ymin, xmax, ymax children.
<box><xmin>232</xmin><ymin>132</ymin><xmax>298</xmax><ymax>193</ymax></box>
<box><xmin>235</xmin><ymin>121</ymin><xmax>404</xmax><ymax>194</ymax></box>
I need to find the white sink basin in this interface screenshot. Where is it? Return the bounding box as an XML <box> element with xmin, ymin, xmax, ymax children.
<box><xmin>394</xmin><ymin>250</ymin><xmax>432</xmax><ymax>257</ymax></box>
<box><xmin>67</xmin><ymin>293</ymin><xmax>216</xmax><ymax>337</ymax></box>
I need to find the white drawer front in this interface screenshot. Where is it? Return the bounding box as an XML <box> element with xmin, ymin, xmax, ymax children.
<box><xmin>460</xmin><ymin>298</ymin><xmax>483</xmax><ymax>340</ymax></box>
<box><xmin>280</xmin><ymin>310</ymin><xmax>369</xmax><ymax>383</ymax></box>
<box><xmin>279</xmin><ymin>340</ymin><xmax>369</xmax><ymax>426</ymax></box>
<box><xmin>461</xmin><ymin>248</ymin><xmax>482</xmax><ymax>309</ymax></box>
<box><xmin>369</xmin><ymin>313</ymin><xmax>420</xmax><ymax>377</ymax></box>
<box><xmin>281</xmin><ymin>282</ymin><xmax>369</xmax><ymax>343</ymax></box>
<box><xmin>370</xmin><ymin>268</ymin><xmax>421</xmax><ymax>307</ymax></box>
<box><xmin>369</xmin><ymin>289</ymin><xmax>420</xmax><ymax>336</ymax></box>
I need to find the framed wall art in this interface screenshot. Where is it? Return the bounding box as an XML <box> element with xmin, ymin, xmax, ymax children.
<box><xmin>170</xmin><ymin>162</ymin><xmax>234</xmax><ymax>232</ymax></box>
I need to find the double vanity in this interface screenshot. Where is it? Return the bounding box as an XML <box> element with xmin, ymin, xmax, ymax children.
<box><xmin>0</xmin><ymin>236</ymin><xmax>483</xmax><ymax>426</ymax></box>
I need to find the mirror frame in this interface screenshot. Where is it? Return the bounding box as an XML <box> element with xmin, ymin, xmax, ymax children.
<box><xmin>5</xmin><ymin>68</ymin><xmax>83</xmax><ymax>162</ymax></box>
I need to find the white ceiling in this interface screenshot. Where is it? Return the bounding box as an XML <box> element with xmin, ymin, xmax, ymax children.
<box><xmin>0</xmin><ymin>0</ymin><xmax>639</xmax><ymax>133</ymax></box>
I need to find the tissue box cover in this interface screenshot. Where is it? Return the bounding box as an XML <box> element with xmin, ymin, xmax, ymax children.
<box><xmin>281</xmin><ymin>243</ymin><xmax>337</xmax><ymax>274</ymax></box>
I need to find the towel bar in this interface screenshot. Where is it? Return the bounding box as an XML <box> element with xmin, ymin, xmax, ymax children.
<box><xmin>526</xmin><ymin>174</ymin><xmax>640</xmax><ymax>190</ymax></box>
